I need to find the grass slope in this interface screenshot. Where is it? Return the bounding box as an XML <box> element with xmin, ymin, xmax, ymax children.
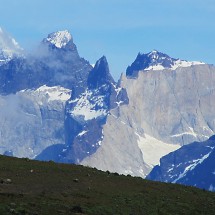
<box><xmin>0</xmin><ymin>155</ymin><xmax>214</xmax><ymax>215</ymax></box>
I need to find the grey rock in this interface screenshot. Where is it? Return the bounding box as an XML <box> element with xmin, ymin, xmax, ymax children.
<box><xmin>121</xmin><ymin>64</ymin><xmax>215</xmax><ymax>146</ymax></box>
<box><xmin>0</xmin><ymin>87</ymin><xmax>70</xmax><ymax>159</ymax></box>
<box><xmin>81</xmin><ymin>63</ymin><xmax>215</xmax><ymax>177</ymax></box>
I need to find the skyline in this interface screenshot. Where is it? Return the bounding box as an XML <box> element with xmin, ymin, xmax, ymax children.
<box><xmin>1</xmin><ymin>0</ymin><xmax>215</xmax><ymax>79</ymax></box>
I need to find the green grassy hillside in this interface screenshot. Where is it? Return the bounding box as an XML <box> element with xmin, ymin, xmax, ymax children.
<box><xmin>0</xmin><ymin>155</ymin><xmax>214</xmax><ymax>215</ymax></box>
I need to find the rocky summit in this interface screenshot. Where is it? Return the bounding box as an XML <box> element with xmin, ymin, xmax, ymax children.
<box><xmin>126</xmin><ymin>50</ymin><xmax>205</xmax><ymax>78</ymax></box>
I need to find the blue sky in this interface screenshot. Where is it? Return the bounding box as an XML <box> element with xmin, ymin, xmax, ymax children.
<box><xmin>1</xmin><ymin>0</ymin><xmax>215</xmax><ymax>79</ymax></box>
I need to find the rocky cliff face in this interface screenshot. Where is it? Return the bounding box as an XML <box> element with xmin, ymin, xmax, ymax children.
<box><xmin>54</xmin><ymin>56</ymin><xmax>129</xmax><ymax>164</ymax></box>
<box><xmin>121</xmin><ymin>63</ymin><xmax>215</xmax><ymax>146</ymax></box>
<box><xmin>0</xmin><ymin>86</ymin><xmax>71</xmax><ymax>158</ymax></box>
<box><xmin>81</xmin><ymin>52</ymin><xmax>215</xmax><ymax>177</ymax></box>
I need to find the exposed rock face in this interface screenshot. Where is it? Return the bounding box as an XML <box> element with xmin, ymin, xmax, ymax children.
<box><xmin>81</xmin><ymin>111</ymin><xmax>151</xmax><ymax>177</ymax></box>
<box><xmin>121</xmin><ymin>64</ymin><xmax>215</xmax><ymax>146</ymax></box>
<box><xmin>147</xmin><ymin>135</ymin><xmax>215</xmax><ymax>191</ymax></box>
<box><xmin>81</xmin><ymin>56</ymin><xmax>215</xmax><ymax>177</ymax></box>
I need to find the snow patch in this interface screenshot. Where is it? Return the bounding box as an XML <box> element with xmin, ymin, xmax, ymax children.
<box><xmin>35</xmin><ymin>85</ymin><xmax>71</xmax><ymax>102</ymax></box>
<box><xmin>173</xmin><ymin>151</ymin><xmax>213</xmax><ymax>183</ymax></box>
<box><xmin>144</xmin><ymin>51</ymin><xmax>205</xmax><ymax>71</ymax></box>
<box><xmin>145</xmin><ymin>65</ymin><xmax>165</xmax><ymax>71</ymax></box>
<box><xmin>136</xmin><ymin>133</ymin><xmax>180</xmax><ymax>168</ymax></box>
<box><xmin>97</xmin><ymin>140</ymin><xmax>102</xmax><ymax>146</ymax></box>
<box><xmin>144</xmin><ymin>60</ymin><xmax>205</xmax><ymax>71</ymax></box>
<box><xmin>115</xmin><ymin>87</ymin><xmax>122</xmax><ymax>96</ymax></box>
<box><xmin>77</xmin><ymin>130</ymin><xmax>87</xmax><ymax>137</ymax></box>
<box><xmin>171</xmin><ymin>127</ymin><xmax>198</xmax><ymax>138</ymax></box>
<box><xmin>46</xmin><ymin>30</ymin><xmax>72</xmax><ymax>48</ymax></box>
<box><xmin>20</xmin><ymin>85</ymin><xmax>71</xmax><ymax>104</ymax></box>
<box><xmin>115</xmin><ymin>101</ymin><xmax>123</xmax><ymax>106</ymax></box>
<box><xmin>171</xmin><ymin>60</ymin><xmax>205</xmax><ymax>70</ymax></box>
<box><xmin>70</xmin><ymin>90</ymin><xmax>108</xmax><ymax>121</ymax></box>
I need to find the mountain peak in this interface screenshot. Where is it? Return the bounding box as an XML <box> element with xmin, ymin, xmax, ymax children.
<box><xmin>87</xmin><ymin>56</ymin><xmax>115</xmax><ymax>89</ymax></box>
<box><xmin>126</xmin><ymin>50</ymin><xmax>205</xmax><ymax>77</ymax></box>
<box><xmin>45</xmin><ymin>30</ymin><xmax>73</xmax><ymax>48</ymax></box>
<box><xmin>148</xmin><ymin>49</ymin><xmax>159</xmax><ymax>55</ymax></box>
<box><xmin>95</xmin><ymin>55</ymin><xmax>108</xmax><ymax>67</ymax></box>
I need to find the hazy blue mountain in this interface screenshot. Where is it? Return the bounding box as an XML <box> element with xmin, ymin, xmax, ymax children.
<box><xmin>0</xmin><ymin>30</ymin><xmax>92</xmax><ymax>95</ymax></box>
<box><xmin>0</xmin><ymin>30</ymin><xmax>91</xmax><ymax>159</ymax></box>
<box><xmin>147</xmin><ymin>135</ymin><xmax>215</xmax><ymax>191</ymax></box>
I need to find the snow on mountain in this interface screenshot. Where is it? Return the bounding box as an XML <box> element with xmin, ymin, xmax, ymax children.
<box><xmin>147</xmin><ymin>135</ymin><xmax>215</xmax><ymax>191</ymax></box>
<box><xmin>0</xmin><ymin>30</ymin><xmax>92</xmax><ymax>95</ymax></box>
<box><xmin>126</xmin><ymin>50</ymin><xmax>205</xmax><ymax>77</ymax></box>
<box><xmin>0</xmin><ymin>29</ymin><xmax>91</xmax><ymax>160</ymax></box>
<box><xmin>35</xmin><ymin>85</ymin><xmax>71</xmax><ymax>102</ymax></box>
<box><xmin>45</xmin><ymin>30</ymin><xmax>72</xmax><ymax>48</ymax></box>
<box><xmin>47</xmin><ymin>56</ymin><xmax>129</xmax><ymax>164</ymax></box>
<box><xmin>136</xmin><ymin>133</ymin><xmax>180</xmax><ymax>168</ymax></box>
<box><xmin>21</xmin><ymin>85</ymin><xmax>71</xmax><ymax>103</ymax></box>
<box><xmin>69</xmin><ymin>90</ymin><xmax>108</xmax><ymax>121</ymax></box>
<box><xmin>0</xmin><ymin>27</ymin><xmax>23</xmax><ymax>64</ymax></box>
<box><xmin>68</xmin><ymin>56</ymin><xmax>126</xmax><ymax>122</ymax></box>
<box><xmin>82</xmin><ymin>57</ymin><xmax>215</xmax><ymax>178</ymax></box>
<box><xmin>170</xmin><ymin>59</ymin><xmax>205</xmax><ymax>70</ymax></box>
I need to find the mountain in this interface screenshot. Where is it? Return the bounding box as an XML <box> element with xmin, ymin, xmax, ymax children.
<box><xmin>79</xmin><ymin>51</ymin><xmax>215</xmax><ymax>177</ymax></box>
<box><xmin>0</xmin><ymin>29</ymin><xmax>215</xmax><ymax>184</ymax></box>
<box><xmin>126</xmin><ymin>50</ymin><xmax>204</xmax><ymax>78</ymax></box>
<box><xmin>122</xmin><ymin>51</ymin><xmax>215</xmax><ymax>147</ymax></box>
<box><xmin>36</xmin><ymin>56</ymin><xmax>129</xmax><ymax>163</ymax></box>
<box><xmin>0</xmin><ymin>30</ymin><xmax>91</xmax><ymax>159</ymax></box>
<box><xmin>43</xmin><ymin>30</ymin><xmax>72</xmax><ymax>49</ymax></box>
<box><xmin>147</xmin><ymin>135</ymin><xmax>215</xmax><ymax>191</ymax></box>
<box><xmin>0</xmin><ymin>30</ymin><xmax>92</xmax><ymax>95</ymax></box>
<box><xmin>0</xmin><ymin>27</ymin><xmax>23</xmax><ymax>65</ymax></box>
